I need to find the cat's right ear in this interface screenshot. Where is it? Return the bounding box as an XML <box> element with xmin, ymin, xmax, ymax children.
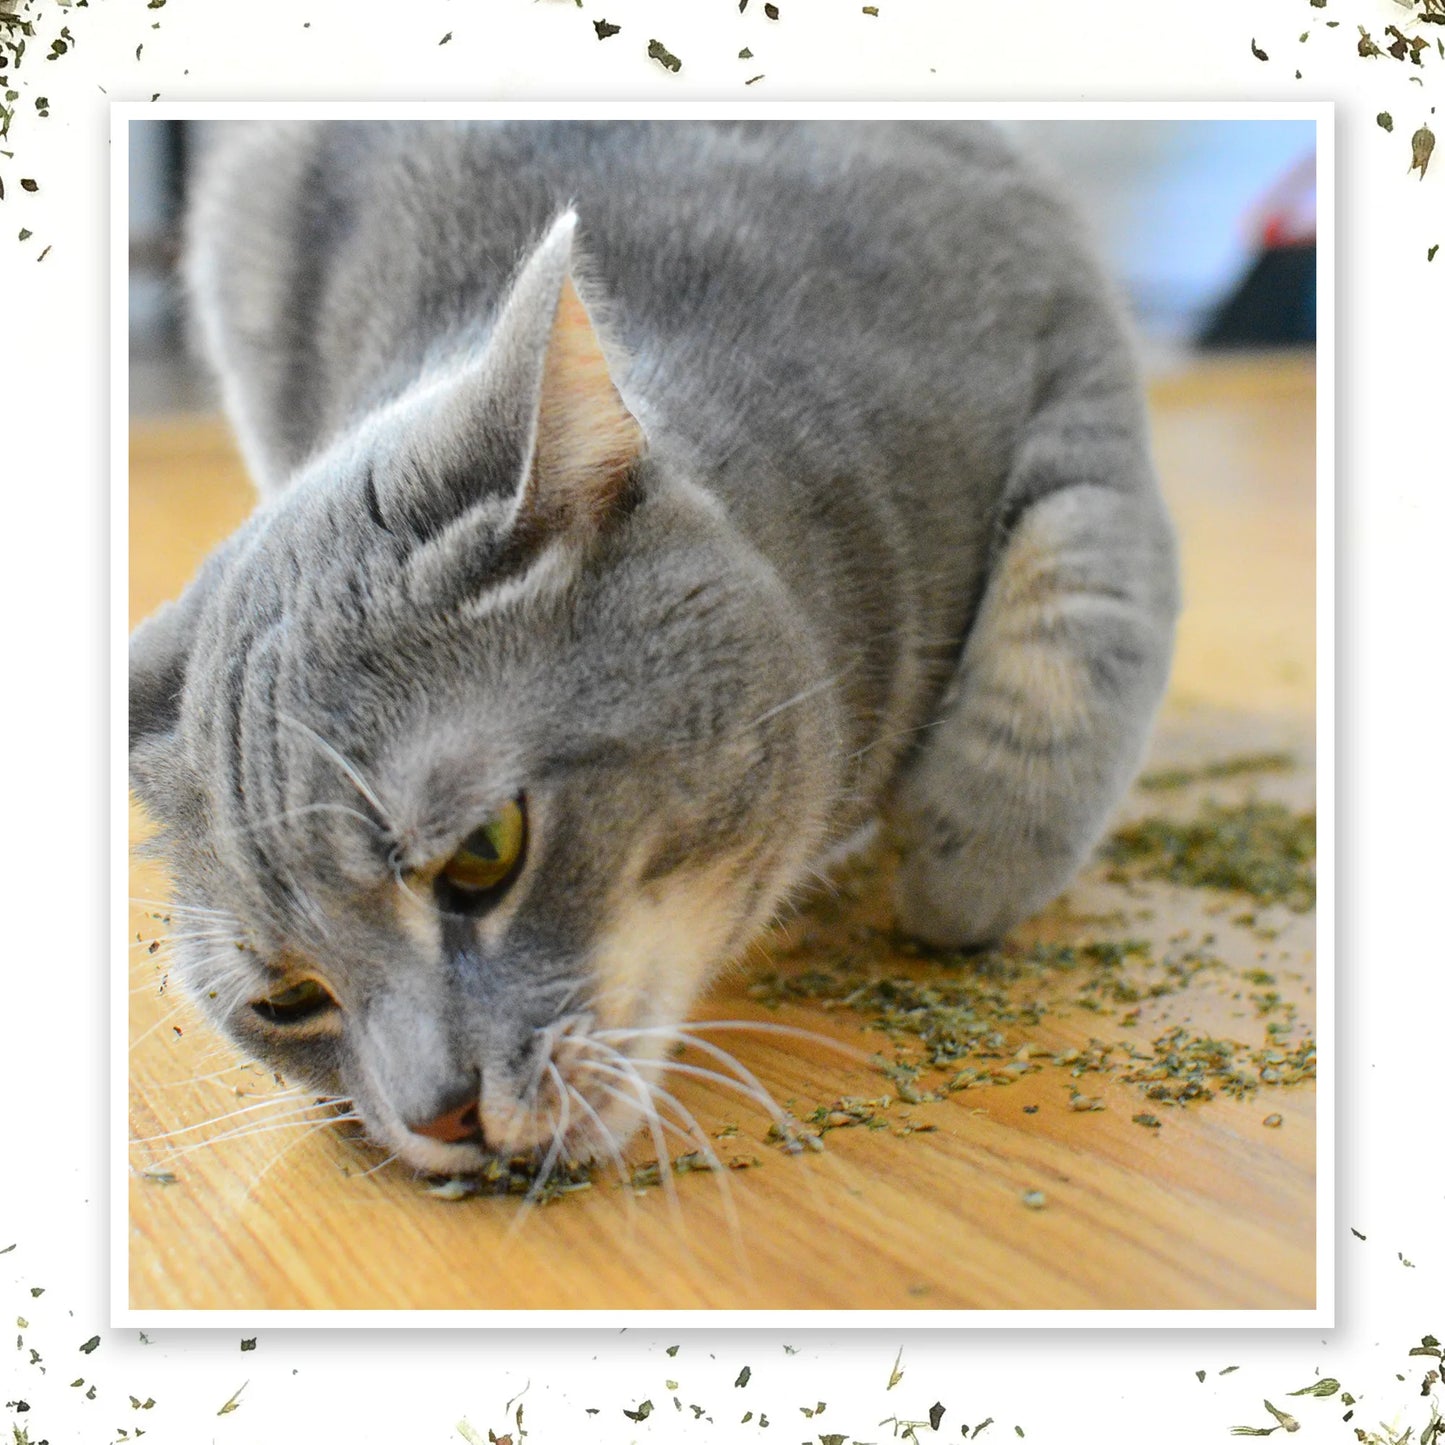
<box><xmin>129</xmin><ymin>587</ymin><xmax>203</xmax><ymax>805</ymax></box>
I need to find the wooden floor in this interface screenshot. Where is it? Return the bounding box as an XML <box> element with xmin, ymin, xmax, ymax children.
<box><xmin>126</xmin><ymin>354</ymin><xmax>1318</xmax><ymax>1313</ymax></box>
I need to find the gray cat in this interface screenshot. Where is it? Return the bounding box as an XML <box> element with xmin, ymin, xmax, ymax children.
<box><xmin>130</xmin><ymin>120</ymin><xmax>1178</xmax><ymax>1178</ymax></box>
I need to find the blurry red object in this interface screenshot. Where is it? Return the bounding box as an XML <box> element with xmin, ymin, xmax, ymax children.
<box><xmin>1253</xmin><ymin>151</ymin><xmax>1317</xmax><ymax>249</ymax></box>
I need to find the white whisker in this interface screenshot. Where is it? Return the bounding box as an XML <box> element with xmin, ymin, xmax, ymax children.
<box><xmin>244</xmin><ymin>1117</ymin><xmax>343</xmax><ymax>1200</ymax></box>
<box><xmin>216</xmin><ymin>800</ymin><xmax>383</xmax><ymax>841</ymax></box>
<box><xmin>580</xmin><ymin>1051</ymin><xmax>745</xmax><ymax>1267</ymax></box>
<box><xmin>503</xmin><ymin>1065</ymin><xmax>573</xmax><ymax>1243</ymax></box>
<box><xmin>582</xmin><ymin>1063</ymin><xmax>685</xmax><ymax>1230</ymax></box>
<box><xmin>153</xmin><ymin>1060</ymin><xmax>261</xmax><ymax>1091</ymax></box>
<box><xmin>129</xmin><ymin>1089</ymin><xmax>319</xmax><ymax>1146</ymax></box>
<box><xmin>276</xmin><ymin>710</ymin><xmax>394</xmax><ymax>830</ymax></box>
<box><xmin>127</xmin><ymin>1000</ymin><xmax>195</xmax><ymax>1052</ymax></box>
<box><xmin>669</xmin><ymin>1017</ymin><xmax>872</xmax><ymax>1065</ymax></box>
<box><xmin>597</xmin><ymin>1026</ymin><xmax>789</xmax><ymax>1126</ymax></box>
<box><xmin>142</xmin><ymin>1109</ymin><xmax>342</xmax><ymax>1166</ymax></box>
<box><xmin>562</xmin><ymin>1079</ymin><xmax>635</xmax><ymax>1196</ymax></box>
<box><xmin>351</xmin><ymin>1148</ymin><xmax>399</xmax><ymax>1182</ymax></box>
<box><xmin>128</xmin><ymin>897</ymin><xmax>234</xmax><ymax>922</ymax></box>
<box><xmin>743</xmin><ymin>669</ymin><xmax>850</xmax><ymax>734</ymax></box>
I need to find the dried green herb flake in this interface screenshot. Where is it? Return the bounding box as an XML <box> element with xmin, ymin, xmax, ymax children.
<box><xmin>646</xmin><ymin>38</ymin><xmax>681</xmax><ymax>71</ymax></box>
<box><xmin>1411</xmin><ymin>124</ymin><xmax>1436</xmax><ymax>178</ymax></box>
<box><xmin>1262</xmin><ymin>1401</ymin><xmax>1299</xmax><ymax>1431</ymax></box>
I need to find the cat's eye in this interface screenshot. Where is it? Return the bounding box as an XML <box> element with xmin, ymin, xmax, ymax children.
<box><xmin>438</xmin><ymin>797</ymin><xmax>527</xmax><ymax>904</ymax></box>
<box><xmin>251</xmin><ymin>977</ymin><xmax>337</xmax><ymax>1026</ymax></box>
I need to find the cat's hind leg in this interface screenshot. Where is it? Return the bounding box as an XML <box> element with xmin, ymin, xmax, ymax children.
<box><xmin>889</xmin><ymin>456</ymin><xmax>1178</xmax><ymax>949</ymax></box>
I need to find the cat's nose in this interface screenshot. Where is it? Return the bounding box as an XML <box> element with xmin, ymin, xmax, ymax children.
<box><xmin>411</xmin><ymin>1091</ymin><xmax>482</xmax><ymax>1144</ymax></box>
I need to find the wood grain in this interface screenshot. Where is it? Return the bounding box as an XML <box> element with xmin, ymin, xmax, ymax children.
<box><xmin>126</xmin><ymin>354</ymin><xmax>1318</xmax><ymax>1312</ymax></box>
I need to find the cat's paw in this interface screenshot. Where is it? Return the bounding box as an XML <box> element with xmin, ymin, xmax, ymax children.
<box><xmin>890</xmin><ymin>812</ymin><xmax>1064</xmax><ymax>950</ymax></box>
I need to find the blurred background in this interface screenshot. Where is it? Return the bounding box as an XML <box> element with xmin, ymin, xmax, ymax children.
<box><xmin>128</xmin><ymin>118</ymin><xmax>1318</xmax><ymax>414</ymax></box>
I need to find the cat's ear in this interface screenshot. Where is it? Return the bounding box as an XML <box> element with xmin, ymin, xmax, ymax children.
<box><xmin>513</xmin><ymin>214</ymin><xmax>646</xmax><ymax>535</ymax></box>
<box><xmin>129</xmin><ymin>587</ymin><xmax>203</xmax><ymax>805</ymax></box>
<box><xmin>375</xmin><ymin>211</ymin><xmax>645</xmax><ymax>555</ymax></box>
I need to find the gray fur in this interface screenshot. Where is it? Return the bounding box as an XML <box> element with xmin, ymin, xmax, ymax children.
<box><xmin>131</xmin><ymin>120</ymin><xmax>1177</xmax><ymax>1174</ymax></box>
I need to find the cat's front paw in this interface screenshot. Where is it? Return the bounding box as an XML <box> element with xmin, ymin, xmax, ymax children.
<box><xmin>890</xmin><ymin>814</ymin><xmax>1062</xmax><ymax>950</ymax></box>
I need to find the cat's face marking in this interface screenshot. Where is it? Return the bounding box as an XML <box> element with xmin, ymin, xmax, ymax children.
<box><xmin>131</xmin><ymin>213</ymin><xmax>842</xmax><ymax>1175</ymax></box>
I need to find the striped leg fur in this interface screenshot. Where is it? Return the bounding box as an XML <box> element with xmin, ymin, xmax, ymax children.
<box><xmin>888</xmin><ymin>479</ymin><xmax>1178</xmax><ymax>948</ymax></box>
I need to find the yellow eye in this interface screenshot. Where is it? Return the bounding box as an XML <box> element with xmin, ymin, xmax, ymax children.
<box><xmin>441</xmin><ymin>797</ymin><xmax>527</xmax><ymax>897</ymax></box>
<box><xmin>252</xmin><ymin>977</ymin><xmax>336</xmax><ymax>1025</ymax></box>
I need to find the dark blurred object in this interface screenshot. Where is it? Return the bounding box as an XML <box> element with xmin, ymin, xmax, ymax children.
<box><xmin>1198</xmin><ymin>152</ymin><xmax>1316</xmax><ymax>349</ymax></box>
<box><xmin>129</xmin><ymin>120</ymin><xmax>190</xmax><ymax>333</ymax></box>
<box><xmin>131</xmin><ymin>121</ymin><xmax>217</xmax><ymax>414</ymax></box>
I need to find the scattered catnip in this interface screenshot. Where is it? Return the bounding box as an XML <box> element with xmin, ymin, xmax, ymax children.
<box><xmin>1138</xmin><ymin>753</ymin><xmax>1292</xmax><ymax>791</ymax></box>
<box><xmin>1102</xmin><ymin>802</ymin><xmax>1315</xmax><ymax>911</ymax></box>
<box><xmin>1411</xmin><ymin>123</ymin><xmax>1436</xmax><ymax>177</ymax></box>
<box><xmin>217</xmin><ymin>1383</ymin><xmax>247</xmax><ymax>1416</ymax></box>
<box><xmin>646</xmin><ymin>38</ymin><xmax>681</xmax><ymax>71</ymax></box>
<box><xmin>1262</xmin><ymin>1401</ymin><xmax>1300</xmax><ymax>1431</ymax></box>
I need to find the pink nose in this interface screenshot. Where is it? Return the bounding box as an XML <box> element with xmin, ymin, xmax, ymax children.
<box><xmin>412</xmin><ymin>1097</ymin><xmax>482</xmax><ymax>1144</ymax></box>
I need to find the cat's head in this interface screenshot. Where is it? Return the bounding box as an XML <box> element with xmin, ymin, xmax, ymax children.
<box><xmin>130</xmin><ymin>213</ymin><xmax>842</xmax><ymax>1176</ymax></box>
